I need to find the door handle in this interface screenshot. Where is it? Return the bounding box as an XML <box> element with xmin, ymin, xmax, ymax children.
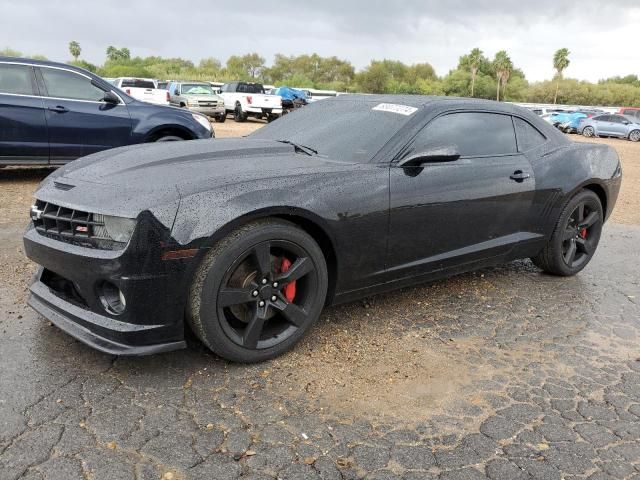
<box><xmin>510</xmin><ymin>170</ymin><xmax>530</xmax><ymax>182</ymax></box>
<box><xmin>48</xmin><ymin>105</ymin><xmax>69</xmax><ymax>113</ymax></box>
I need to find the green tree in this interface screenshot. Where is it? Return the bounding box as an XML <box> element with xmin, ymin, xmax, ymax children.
<box><xmin>552</xmin><ymin>48</ymin><xmax>570</xmax><ymax>104</ymax></box>
<box><xmin>68</xmin><ymin>41</ymin><xmax>81</xmax><ymax>61</ymax></box>
<box><xmin>492</xmin><ymin>51</ymin><xmax>513</xmax><ymax>101</ymax></box>
<box><xmin>0</xmin><ymin>47</ymin><xmax>22</xmax><ymax>57</ymax></box>
<box><xmin>467</xmin><ymin>48</ymin><xmax>484</xmax><ymax>97</ymax></box>
<box><xmin>226</xmin><ymin>53</ymin><xmax>265</xmax><ymax>79</ymax></box>
<box><xmin>106</xmin><ymin>46</ymin><xmax>130</xmax><ymax>62</ymax></box>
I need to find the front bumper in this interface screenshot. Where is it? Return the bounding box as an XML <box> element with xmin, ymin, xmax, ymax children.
<box><xmin>28</xmin><ymin>276</ymin><xmax>185</xmax><ymax>355</ymax></box>
<box><xmin>189</xmin><ymin>105</ymin><xmax>225</xmax><ymax>117</ymax></box>
<box><xmin>23</xmin><ymin>222</ymin><xmax>192</xmax><ymax>355</ymax></box>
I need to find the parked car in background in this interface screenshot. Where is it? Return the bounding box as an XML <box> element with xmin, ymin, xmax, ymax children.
<box><xmin>578</xmin><ymin>114</ymin><xmax>640</xmax><ymax>141</ymax></box>
<box><xmin>157</xmin><ymin>80</ymin><xmax>169</xmax><ymax>90</ymax></box>
<box><xmin>559</xmin><ymin>112</ymin><xmax>588</xmax><ymax>133</ymax></box>
<box><xmin>168</xmin><ymin>81</ymin><xmax>226</xmax><ymax>122</ymax></box>
<box><xmin>618</xmin><ymin>107</ymin><xmax>640</xmax><ymax>123</ymax></box>
<box><xmin>271</xmin><ymin>86</ymin><xmax>308</xmax><ymax>112</ymax></box>
<box><xmin>219</xmin><ymin>82</ymin><xmax>283</xmax><ymax>122</ymax></box>
<box><xmin>112</xmin><ymin>78</ymin><xmax>169</xmax><ymax>105</ymax></box>
<box><xmin>0</xmin><ymin>57</ymin><xmax>213</xmax><ymax>166</ymax></box>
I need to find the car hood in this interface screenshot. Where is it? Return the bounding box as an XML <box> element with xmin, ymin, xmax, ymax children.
<box><xmin>40</xmin><ymin>138</ymin><xmax>359</xmax><ymax>217</ymax></box>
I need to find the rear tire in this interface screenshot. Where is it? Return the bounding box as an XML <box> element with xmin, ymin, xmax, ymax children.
<box><xmin>234</xmin><ymin>104</ymin><xmax>248</xmax><ymax>123</ymax></box>
<box><xmin>187</xmin><ymin>219</ymin><xmax>328</xmax><ymax>363</ymax></box>
<box><xmin>531</xmin><ymin>189</ymin><xmax>603</xmax><ymax>276</ymax></box>
<box><xmin>582</xmin><ymin>126</ymin><xmax>595</xmax><ymax>138</ymax></box>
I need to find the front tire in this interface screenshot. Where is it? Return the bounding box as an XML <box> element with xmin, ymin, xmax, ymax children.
<box><xmin>531</xmin><ymin>190</ymin><xmax>603</xmax><ymax>276</ymax></box>
<box><xmin>188</xmin><ymin>219</ymin><xmax>328</xmax><ymax>362</ymax></box>
<box><xmin>214</xmin><ymin>113</ymin><xmax>227</xmax><ymax>123</ymax></box>
<box><xmin>629</xmin><ymin>129</ymin><xmax>640</xmax><ymax>142</ymax></box>
<box><xmin>154</xmin><ymin>135</ymin><xmax>183</xmax><ymax>142</ymax></box>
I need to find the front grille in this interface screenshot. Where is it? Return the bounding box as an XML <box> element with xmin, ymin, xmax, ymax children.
<box><xmin>198</xmin><ymin>101</ymin><xmax>217</xmax><ymax>107</ymax></box>
<box><xmin>31</xmin><ymin>200</ymin><xmax>121</xmax><ymax>250</ymax></box>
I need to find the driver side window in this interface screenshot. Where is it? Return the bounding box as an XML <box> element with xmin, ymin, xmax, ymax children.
<box><xmin>410</xmin><ymin>112</ymin><xmax>517</xmax><ymax>158</ymax></box>
<box><xmin>40</xmin><ymin>68</ymin><xmax>105</xmax><ymax>101</ymax></box>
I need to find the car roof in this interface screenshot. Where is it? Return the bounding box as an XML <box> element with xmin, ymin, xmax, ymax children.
<box><xmin>0</xmin><ymin>56</ymin><xmax>91</xmax><ymax>75</ymax></box>
<box><xmin>332</xmin><ymin>94</ymin><xmax>538</xmax><ymax>115</ymax></box>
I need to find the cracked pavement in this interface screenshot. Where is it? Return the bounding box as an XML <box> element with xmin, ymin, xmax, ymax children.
<box><xmin>1</xmin><ymin>222</ymin><xmax>639</xmax><ymax>479</ymax></box>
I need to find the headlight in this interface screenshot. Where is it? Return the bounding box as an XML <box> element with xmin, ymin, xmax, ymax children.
<box><xmin>188</xmin><ymin>99</ymin><xmax>199</xmax><ymax>106</ymax></box>
<box><xmin>192</xmin><ymin>113</ymin><xmax>212</xmax><ymax>131</ymax></box>
<box><xmin>93</xmin><ymin>214</ymin><xmax>136</xmax><ymax>243</ymax></box>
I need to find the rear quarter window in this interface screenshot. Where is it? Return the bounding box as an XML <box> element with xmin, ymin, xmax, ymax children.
<box><xmin>0</xmin><ymin>63</ymin><xmax>35</xmax><ymax>95</ymax></box>
<box><xmin>513</xmin><ymin>117</ymin><xmax>547</xmax><ymax>151</ymax></box>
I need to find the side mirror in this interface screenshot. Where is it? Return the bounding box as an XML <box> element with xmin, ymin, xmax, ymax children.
<box><xmin>623</xmin><ymin>120</ymin><xmax>630</xmax><ymax>125</ymax></box>
<box><xmin>103</xmin><ymin>91</ymin><xmax>120</xmax><ymax>104</ymax></box>
<box><xmin>397</xmin><ymin>145</ymin><xmax>461</xmax><ymax>167</ymax></box>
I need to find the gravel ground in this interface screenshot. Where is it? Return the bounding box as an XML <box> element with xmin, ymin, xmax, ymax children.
<box><xmin>0</xmin><ymin>127</ymin><xmax>639</xmax><ymax>479</ymax></box>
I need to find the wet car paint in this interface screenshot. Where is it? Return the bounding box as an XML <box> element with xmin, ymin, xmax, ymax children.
<box><xmin>23</xmin><ymin>95</ymin><xmax>622</xmax><ymax>354</ymax></box>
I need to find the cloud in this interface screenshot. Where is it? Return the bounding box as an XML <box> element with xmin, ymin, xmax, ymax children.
<box><xmin>1</xmin><ymin>0</ymin><xmax>638</xmax><ymax>81</ymax></box>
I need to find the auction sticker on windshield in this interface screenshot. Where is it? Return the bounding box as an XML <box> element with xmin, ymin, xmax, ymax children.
<box><xmin>372</xmin><ymin>103</ymin><xmax>418</xmax><ymax>116</ymax></box>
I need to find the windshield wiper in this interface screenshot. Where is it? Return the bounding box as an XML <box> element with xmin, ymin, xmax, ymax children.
<box><xmin>275</xmin><ymin>139</ymin><xmax>318</xmax><ymax>156</ymax></box>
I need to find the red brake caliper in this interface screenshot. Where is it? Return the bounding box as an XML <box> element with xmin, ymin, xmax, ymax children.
<box><xmin>579</xmin><ymin>228</ymin><xmax>588</xmax><ymax>239</ymax></box>
<box><xmin>280</xmin><ymin>258</ymin><xmax>296</xmax><ymax>302</ymax></box>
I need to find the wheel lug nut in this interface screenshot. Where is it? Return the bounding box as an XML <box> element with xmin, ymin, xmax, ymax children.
<box><xmin>252</xmin><ymin>290</ymin><xmax>259</xmax><ymax>297</ymax></box>
<box><xmin>261</xmin><ymin>278</ymin><xmax>267</xmax><ymax>285</ymax></box>
<box><xmin>273</xmin><ymin>282</ymin><xmax>278</xmax><ymax>288</ymax></box>
<box><xmin>258</xmin><ymin>300</ymin><xmax>265</xmax><ymax>307</ymax></box>
<box><xmin>271</xmin><ymin>295</ymin><xmax>277</xmax><ymax>302</ymax></box>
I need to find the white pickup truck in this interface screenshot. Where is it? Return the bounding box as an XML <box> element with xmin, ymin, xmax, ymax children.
<box><xmin>219</xmin><ymin>82</ymin><xmax>283</xmax><ymax>122</ymax></box>
<box><xmin>113</xmin><ymin>78</ymin><xmax>169</xmax><ymax>106</ymax></box>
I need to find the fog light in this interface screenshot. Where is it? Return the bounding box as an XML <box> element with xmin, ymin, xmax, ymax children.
<box><xmin>98</xmin><ymin>281</ymin><xmax>126</xmax><ymax>315</ymax></box>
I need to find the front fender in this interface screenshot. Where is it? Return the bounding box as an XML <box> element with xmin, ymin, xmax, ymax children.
<box><xmin>127</xmin><ymin>103</ymin><xmax>211</xmax><ymax>141</ymax></box>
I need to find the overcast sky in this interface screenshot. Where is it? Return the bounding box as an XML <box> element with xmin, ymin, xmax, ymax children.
<box><xmin>2</xmin><ymin>0</ymin><xmax>638</xmax><ymax>82</ymax></box>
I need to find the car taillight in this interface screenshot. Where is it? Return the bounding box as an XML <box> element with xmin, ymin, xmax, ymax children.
<box><xmin>125</xmin><ymin>88</ymin><xmax>131</xmax><ymax>94</ymax></box>
<box><xmin>246</xmin><ymin>96</ymin><xmax>252</xmax><ymax>104</ymax></box>
<box><xmin>166</xmin><ymin>91</ymin><xmax>170</xmax><ymax>102</ymax></box>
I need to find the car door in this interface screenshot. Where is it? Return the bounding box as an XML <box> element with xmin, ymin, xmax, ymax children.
<box><xmin>0</xmin><ymin>62</ymin><xmax>48</xmax><ymax>165</ymax></box>
<box><xmin>36</xmin><ymin>66</ymin><xmax>132</xmax><ymax>164</ymax></box>
<box><xmin>595</xmin><ymin>115</ymin><xmax>615</xmax><ymax>135</ymax></box>
<box><xmin>387</xmin><ymin>111</ymin><xmax>536</xmax><ymax>278</ymax></box>
<box><xmin>608</xmin><ymin>115</ymin><xmax>629</xmax><ymax>137</ymax></box>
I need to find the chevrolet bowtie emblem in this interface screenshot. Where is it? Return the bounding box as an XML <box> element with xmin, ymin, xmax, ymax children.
<box><xmin>30</xmin><ymin>205</ymin><xmax>43</xmax><ymax>221</ymax></box>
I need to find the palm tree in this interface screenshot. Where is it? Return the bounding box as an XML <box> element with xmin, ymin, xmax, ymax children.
<box><xmin>468</xmin><ymin>48</ymin><xmax>483</xmax><ymax>97</ymax></box>
<box><xmin>492</xmin><ymin>51</ymin><xmax>512</xmax><ymax>101</ymax></box>
<box><xmin>553</xmin><ymin>48</ymin><xmax>570</xmax><ymax>104</ymax></box>
<box><xmin>68</xmin><ymin>41</ymin><xmax>81</xmax><ymax>61</ymax></box>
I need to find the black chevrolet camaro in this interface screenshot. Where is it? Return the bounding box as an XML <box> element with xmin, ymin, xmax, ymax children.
<box><xmin>24</xmin><ymin>95</ymin><xmax>622</xmax><ymax>362</ymax></box>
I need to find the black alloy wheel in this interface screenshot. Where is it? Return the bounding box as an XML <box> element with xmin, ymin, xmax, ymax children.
<box><xmin>532</xmin><ymin>189</ymin><xmax>603</xmax><ymax>276</ymax></box>
<box><xmin>217</xmin><ymin>240</ymin><xmax>318</xmax><ymax>350</ymax></box>
<box><xmin>560</xmin><ymin>201</ymin><xmax>601</xmax><ymax>269</ymax></box>
<box><xmin>188</xmin><ymin>219</ymin><xmax>328</xmax><ymax>362</ymax></box>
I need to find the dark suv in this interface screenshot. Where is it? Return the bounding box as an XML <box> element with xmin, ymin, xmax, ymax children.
<box><xmin>0</xmin><ymin>57</ymin><xmax>214</xmax><ymax>167</ymax></box>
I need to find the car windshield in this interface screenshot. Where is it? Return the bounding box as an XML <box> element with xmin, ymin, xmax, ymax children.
<box><xmin>250</xmin><ymin>98</ymin><xmax>418</xmax><ymax>163</ymax></box>
<box><xmin>181</xmin><ymin>84</ymin><xmax>214</xmax><ymax>95</ymax></box>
